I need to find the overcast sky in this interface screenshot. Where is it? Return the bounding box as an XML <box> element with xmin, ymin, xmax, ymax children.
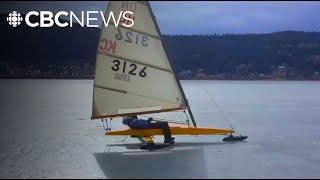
<box><xmin>1</xmin><ymin>1</ymin><xmax>320</xmax><ymax>34</ymax></box>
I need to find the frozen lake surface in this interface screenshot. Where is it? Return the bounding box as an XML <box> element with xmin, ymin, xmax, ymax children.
<box><xmin>1</xmin><ymin>80</ymin><xmax>320</xmax><ymax>178</ymax></box>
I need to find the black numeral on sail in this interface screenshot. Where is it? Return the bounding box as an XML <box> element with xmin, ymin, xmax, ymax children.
<box><xmin>139</xmin><ymin>67</ymin><xmax>147</xmax><ymax>77</ymax></box>
<box><xmin>129</xmin><ymin>64</ymin><xmax>137</xmax><ymax>75</ymax></box>
<box><xmin>115</xmin><ymin>28</ymin><xmax>149</xmax><ymax>47</ymax></box>
<box><xmin>111</xmin><ymin>60</ymin><xmax>147</xmax><ymax>78</ymax></box>
<box><xmin>122</xmin><ymin>61</ymin><xmax>127</xmax><ymax>73</ymax></box>
<box><xmin>112</xmin><ymin>60</ymin><xmax>120</xmax><ymax>71</ymax></box>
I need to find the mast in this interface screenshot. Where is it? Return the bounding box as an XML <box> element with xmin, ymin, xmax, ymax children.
<box><xmin>146</xmin><ymin>1</ymin><xmax>197</xmax><ymax>128</ymax></box>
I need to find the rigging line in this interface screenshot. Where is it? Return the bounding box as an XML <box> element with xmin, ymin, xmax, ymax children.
<box><xmin>202</xmin><ymin>84</ymin><xmax>234</xmax><ymax>131</ymax></box>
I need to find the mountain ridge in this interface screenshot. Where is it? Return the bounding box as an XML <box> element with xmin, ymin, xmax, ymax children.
<box><xmin>1</xmin><ymin>13</ymin><xmax>320</xmax><ymax>78</ymax></box>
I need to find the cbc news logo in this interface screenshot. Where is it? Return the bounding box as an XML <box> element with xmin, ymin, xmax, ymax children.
<box><xmin>5</xmin><ymin>10</ymin><xmax>134</xmax><ymax>28</ymax></box>
<box><xmin>7</xmin><ymin>11</ymin><xmax>23</xmax><ymax>27</ymax></box>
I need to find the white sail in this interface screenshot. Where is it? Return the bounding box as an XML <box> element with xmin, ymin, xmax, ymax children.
<box><xmin>91</xmin><ymin>1</ymin><xmax>187</xmax><ymax>119</ymax></box>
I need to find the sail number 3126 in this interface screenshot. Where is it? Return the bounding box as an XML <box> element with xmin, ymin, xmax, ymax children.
<box><xmin>111</xmin><ymin>60</ymin><xmax>147</xmax><ymax>77</ymax></box>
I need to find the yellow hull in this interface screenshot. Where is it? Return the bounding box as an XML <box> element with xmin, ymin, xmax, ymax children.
<box><xmin>105</xmin><ymin>127</ymin><xmax>234</xmax><ymax>137</ymax></box>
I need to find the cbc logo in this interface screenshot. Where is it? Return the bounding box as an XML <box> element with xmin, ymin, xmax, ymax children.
<box><xmin>7</xmin><ymin>11</ymin><xmax>23</xmax><ymax>27</ymax></box>
<box><xmin>5</xmin><ymin>10</ymin><xmax>134</xmax><ymax>28</ymax></box>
